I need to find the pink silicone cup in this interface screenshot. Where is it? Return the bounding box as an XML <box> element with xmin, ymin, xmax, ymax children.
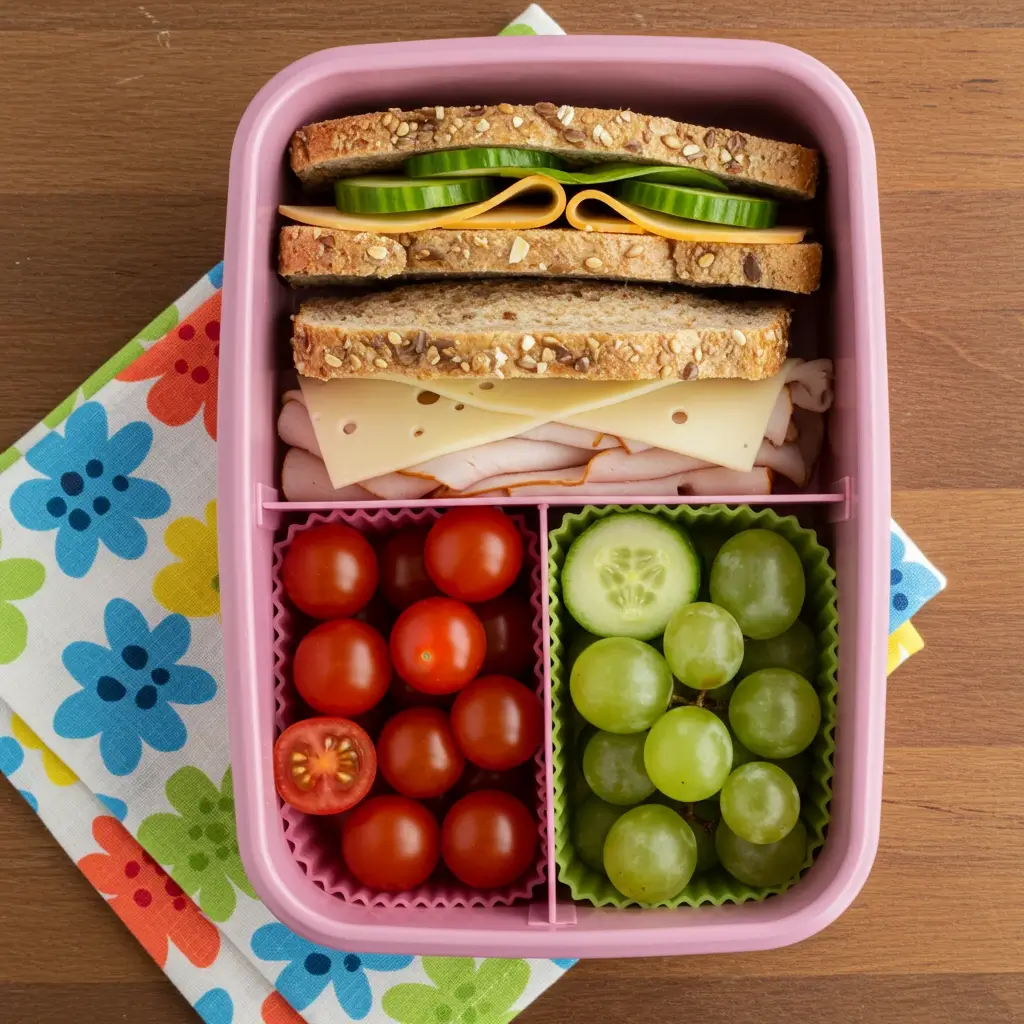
<box><xmin>270</xmin><ymin>507</ymin><xmax>548</xmax><ymax>908</ymax></box>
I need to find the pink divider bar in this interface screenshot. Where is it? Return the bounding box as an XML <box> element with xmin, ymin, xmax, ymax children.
<box><xmin>270</xmin><ymin>507</ymin><xmax>549</xmax><ymax>909</ymax></box>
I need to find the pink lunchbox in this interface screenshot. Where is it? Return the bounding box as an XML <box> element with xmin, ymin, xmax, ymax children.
<box><xmin>219</xmin><ymin>34</ymin><xmax>890</xmax><ymax>958</ymax></box>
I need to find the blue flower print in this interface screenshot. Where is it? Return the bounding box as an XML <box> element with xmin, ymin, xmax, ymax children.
<box><xmin>10</xmin><ymin>402</ymin><xmax>170</xmax><ymax>578</ymax></box>
<box><xmin>194</xmin><ymin>988</ymin><xmax>233</xmax><ymax>1024</ymax></box>
<box><xmin>551</xmin><ymin>958</ymin><xmax>578</xmax><ymax>969</ymax></box>
<box><xmin>0</xmin><ymin>736</ymin><xmax>38</xmax><ymax>810</ymax></box>
<box><xmin>251</xmin><ymin>923</ymin><xmax>413</xmax><ymax>1017</ymax></box>
<box><xmin>98</xmin><ymin>794</ymin><xmax>129</xmax><ymax>820</ymax></box>
<box><xmin>890</xmin><ymin>531</ymin><xmax>943</xmax><ymax>633</ymax></box>
<box><xmin>207</xmin><ymin>262</ymin><xmax>224</xmax><ymax>289</ymax></box>
<box><xmin>53</xmin><ymin>599</ymin><xmax>216</xmax><ymax>775</ymax></box>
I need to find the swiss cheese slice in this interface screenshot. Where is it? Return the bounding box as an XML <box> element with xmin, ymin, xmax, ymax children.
<box><xmin>567</xmin><ymin>362</ymin><xmax>794</xmax><ymax>472</ymax></box>
<box><xmin>299</xmin><ymin>377</ymin><xmax>539</xmax><ymax>489</ymax></box>
<box><xmin>280</xmin><ymin>175</ymin><xmax>566</xmax><ymax>233</ymax></box>
<box><xmin>378</xmin><ymin>375</ymin><xmax>672</xmax><ymax>418</ymax></box>
<box><xmin>566</xmin><ymin>191</ymin><xmax>807</xmax><ymax>244</ymax></box>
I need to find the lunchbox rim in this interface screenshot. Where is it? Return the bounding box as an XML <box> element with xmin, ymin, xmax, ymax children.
<box><xmin>219</xmin><ymin>33</ymin><xmax>891</xmax><ymax>957</ymax></box>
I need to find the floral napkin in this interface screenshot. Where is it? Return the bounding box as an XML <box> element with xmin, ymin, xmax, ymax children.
<box><xmin>0</xmin><ymin>6</ymin><xmax>943</xmax><ymax>1023</ymax></box>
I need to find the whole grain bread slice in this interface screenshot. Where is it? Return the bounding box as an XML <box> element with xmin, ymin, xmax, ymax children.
<box><xmin>290</xmin><ymin>104</ymin><xmax>819</xmax><ymax>199</ymax></box>
<box><xmin>279</xmin><ymin>226</ymin><xmax>822</xmax><ymax>294</ymax></box>
<box><xmin>291</xmin><ymin>279</ymin><xmax>790</xmax><ymax>383</ymax></box>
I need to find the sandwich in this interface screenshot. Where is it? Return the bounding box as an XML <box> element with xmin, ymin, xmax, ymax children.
<box><xmin>274</xmin><ymin>104</ymin><xmax>834</xmax><ymax>502</ymax></box>
<box><xmin>279</xmin><ymin>103</ymin><xmax>822</xmax><ymax>294</ymax></box>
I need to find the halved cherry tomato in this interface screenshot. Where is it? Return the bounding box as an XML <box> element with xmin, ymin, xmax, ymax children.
<box><xmin>293</xmin><ymin>619</ymin><xmax>391</xmax><ymax>717</ymax></box>
<box><xmin>390</xmin><ymin>597</ymin><xmax>486</xmax><ymax>694</ymax></box>
<box><xmin>450</xmin><ymin>675</ymin><xmax>543</xmax><ymax>771</ymax></box>
<box><xmin>379</xmin><ymin>526</ymin><xmax>440</xmax><ymax>610</ymax></box>
<box><xmin>441</xmin><ymin>790</ymin><xmax>536</xmax><ymax>889</ymax></box>
<box><xmin>377</xmin><ymin>707</ymin><xmax>464</xmax><ymax>798</ymax></box>
<box><xmin>476</xmin><ymin>594</ymin><xmax>536</xmax><ymax>677</ymax></box>
<box><xmin>342</xmin><ymin>795</ymin><xmax>439</xmax><ymax>891</ymax></box>
<box><xmin>282</xmin><ymin>523</ymin><xmax>378</xmax><ymax>619</ymax></box>
<box><xmin>424</xmin><ymin>508</ymin><xmax>524</xmax><ymax>603</ymax></box>
<box><xmin>273</xmin><ymin>718</ymin><xmax>376</xmax><ymax>815</ymax></box>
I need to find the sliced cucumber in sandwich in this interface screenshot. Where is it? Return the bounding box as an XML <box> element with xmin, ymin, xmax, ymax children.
<box><xmin>404</xmin><ymin>147</ymin><xmax>565</xmax><ymax>176</ymax></box>
<box><xmin>333</xmin><ymin>175</ymin><xmax>499</xmax><ymax>214</ymax></box>
<box><xmin>404</xmin><ymin>149</ymin><xmax>727</xmax><ymax>192</ymax></box>
<box><xmin>615</xmin><ymin>180</ymin><xmax>778</xmax><ymax>229</ymax></box>
<box><xmin>562</xmin><ymin>513</ymin><xmax>700</xmax><ymax>640</ymax></box>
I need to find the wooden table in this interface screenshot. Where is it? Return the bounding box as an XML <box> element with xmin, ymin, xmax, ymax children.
<box><xmin>1</xmin><ymin>2</ymin><xmax>1021</xmax><ymax>1021</ymax></box>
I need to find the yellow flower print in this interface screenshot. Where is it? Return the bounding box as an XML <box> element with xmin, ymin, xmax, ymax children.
<box><xmin>153</xmin><ymin>500</ymin><xmax>220</xmax><ymax>617</ymax></box>
<box><xmin>11</xmin><ymin>714</ymin><xmax>78</xmax><ymax>786</ymax></box>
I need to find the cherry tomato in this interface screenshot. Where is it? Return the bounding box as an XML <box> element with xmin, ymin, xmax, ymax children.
<box><xmin>342</xmin><ymin>795</ymin><xmax>439</xmax><ymax>891</ymax></box>
<box><xmin>293</xmin><ymin>619</ymin><xmax>391</xmax><ymax>717</ymax></box>
<box><xmin>273</xmin><ymin>718</ymin><xmax>376</xmax><ymax>815</ymax></box>
<box><xmin>450</xmin><ymin>675</ymin><xmax>543</xmax><ymax>771</ymax></box>
<box><xmin>377</xmin><ymin>707</ymin><xmax>465</xmax><ymax>799</ymax></box>
<box><xmin>390</xmin><ymin>597</ymin><xmax>486</xmax><ymax>694</ymax></box>
<box><xmin>475</xmin><ymin>595</ymin><xmax>536</xmax><ymax>677</ymax></box>
<box><xmin>282</xmin><ymin>523</ymin><xmax>378</xmax><ymax>619</ymax></box>
<box><xmin>379</xmin><ymin>526</ymin><xmax>440</xmax><ymax>610</ymax></box>
<box><xmin>424</xmin><ymin>508</ymin><xmax>524</xmax><ymax>603</ymax></box>
<box><xmin>441</xmin><ymin>790</ymin><xmax>537</xmax><ymax>889</ymax></box>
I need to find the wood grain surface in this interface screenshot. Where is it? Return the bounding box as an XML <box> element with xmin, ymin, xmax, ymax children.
<box><xmin>1</xmin><ymin>2</ymin><xmax>1022</xmax><ymax>1022</ymax></box>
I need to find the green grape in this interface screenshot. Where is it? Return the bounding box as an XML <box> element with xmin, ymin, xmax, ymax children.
<box><xmin>603</xmin><ymin>804</ymin><xmax>697</xmax><ymax>902</ymax></box>
<box><xmin>709</xmin><ymin>529</ymin><xmax>806</xmax><ymax>640</ymax></box>
<box><xmin>740</xmin><ymin>620</ymin><xmax>817</xmax><ymax>680</ymax></box>
<box><xmin>663</xmin><ymin>602</ymin><xmax>744</xmax><ymax>690</ymax></box>
<box><xmin>566</xmin><ymin>629</ymin><xmax>601</xmax><ymax>671</ymax></box>
<box><xmin>716</xmin><ymin>819</ymin><xmax>808</xmax><ymax>887</ymax></box>
<box><xmin>582</xmin><ymin>730</ymin><xmax>655</xmax><ymax>806</ymax></box>
<box><xmin>729</xmin><ymin>668</ymin><xmax>821</xmax><ymax>758</ymax></box>
<box><xmin>571</xmin><ymin>637</ymin><xmax>672</xmax><ymax>734</ymax></box>
<box><xmin>771</xmin><ymin>752</ymin><xmax>812</xmax><ymax>794</ymax></box>
<box><xmin>572</xmin><ymin>796</ymin><xmax>625</xmax><ymax>873</ymax></box>
<box><xmin>644</xmin><ymin>706</ymin><xmax>733</xmax><ymax>801</ymax></box>
<box><xmin>686</xmin><ymin>818</ymin><xmax>720</xmax><ymax>873</ymax></box>
<box><xmin>720</xmin><ymin>762</ymin><xmax>800</xmax><ymax>844</ymax></box>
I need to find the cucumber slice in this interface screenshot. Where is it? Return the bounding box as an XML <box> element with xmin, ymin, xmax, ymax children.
<box><xmin>404</xmin><ymin>147</ymin><xmax>565</xmax><ymax>176</ymax></box>
<box><xmin>615</xmin><ymin>180</ymin><xmax>778</xmax><ymax>228</ymax></box>
<box><xmin>406</xmin><ymin>150</ymin><xmax>727</xmax><ymax>192</ymax></box>
<box><xmin>333</xmin><ymin>175</ymin><xmax>499</xmax><ymax>214</ymax></box>
<box><xmin>562</xmin><ymin>513</ymin><xmax>700</xmax><ymax>640</ymax></box>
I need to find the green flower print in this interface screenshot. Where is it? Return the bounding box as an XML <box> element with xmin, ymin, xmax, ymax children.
<box><xmin>498</xmin><ymin>23</ymin><xmax>537</xmax><ymax>34</ymax></box>
<box><xmin>0</xmin><ymin>531</ymin><xmax>46</xmax><ymax>664</ymax></box>
<box><xmin>383</xmin><ymin>956</ymin><xmax>530</xmax><ymax>1024</ymax></box>
<box><xmin>41</xmin><ymin>302</ymin><xmax>178</xmax><ymax>429</ymax></box>
<box><xmin>0</xmin><ymin>446</ymin><xmax>20</xmax><ymax>474</ymax></box>
<box><xmin>138</xmin><ymin>765</ymin><xmax>256</xmax><ymax>922</ymax></box>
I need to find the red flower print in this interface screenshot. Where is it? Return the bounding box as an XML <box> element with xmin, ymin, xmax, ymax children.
<box><xmin>78</xmin><ymin>815</ymin><xmax>220</xmax><ymax>969</ymax></box>
<box><xmin>118</xmin><ymin>293</ymin><xmax>221</xmax><ymax>439</ymax></box>
<box><xmin>262</xmin><ymin>990</ymin><xmax>307</xmax><ymax>1024</ymax></box>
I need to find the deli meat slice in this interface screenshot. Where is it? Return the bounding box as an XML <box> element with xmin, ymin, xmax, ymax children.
<box><xmin>786</xmin><ymin>359</ymin><xmax>834</xmax><ymax>412</ymax></box>
<box><xmin>764</xmin><ymin>387</ymin><xmax>794</xmax><ymax>447</ymax></box>
<box><xmin>360</xmin><ymin>473</ymin><xmax>438</xmax><ymax>500</ymax></box>
<box><xmin>278</xmin><ymin>399</ymin><xmax>321</xmax><ymax>457</ymax></box>
<box><xmin>586</xmin><ymin>447</ymin><xmax>712</xmax><ymax>482</ymax></box>
<box><xmin>402</xmin><ymin>439</ymin><xmax>586</xmax><ymax>491</ymax></box>
<box><xmin>281</xmin><ymin>448</ymin><xmax>374</xmax><ymax>501</ymax></box>
<box><xmin>516</xmin><ymin>423</ymin><xmax>622</xmax><ymax>450</ymax></box>
<box><xmin>508</xmin><ymin>466</ymin><xmax>772</xmax><ymax>497</ymax></box>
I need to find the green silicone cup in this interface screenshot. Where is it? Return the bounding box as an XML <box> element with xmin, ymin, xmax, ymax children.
<box><xmin>549</xmin><ymin>504</ymin><xmax>839</xmax><ymax>908</ymax></box>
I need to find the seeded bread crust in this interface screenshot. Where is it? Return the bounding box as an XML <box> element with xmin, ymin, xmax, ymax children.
<box><xmin>279</xmin><ymin>226</ymin><xmax>822</xmax><ymax>294</ymax></box>
<box><xmin>290</xmin><ymin>104</ymin><xmax>819</xmax><ymax>199</ymax></box>
<box><xmin>291</xmin><ymin>280</ymin><xmax>790</xmax><ymax>383</ymax></box>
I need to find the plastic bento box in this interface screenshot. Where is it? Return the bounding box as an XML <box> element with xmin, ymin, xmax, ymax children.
<box><xmin>219</xmin><ymin>34</ymin><xmax>890</xmax><ymax>958</ymax></box>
